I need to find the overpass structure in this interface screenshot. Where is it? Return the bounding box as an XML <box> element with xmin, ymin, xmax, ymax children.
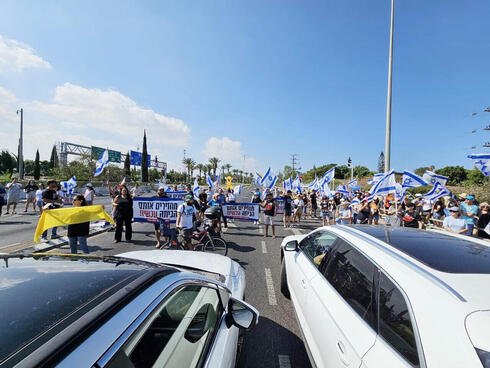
<box><xmin>56</xmin><ymin>141</ymin><xmax>167</xmax><ymax>173</ymax></box>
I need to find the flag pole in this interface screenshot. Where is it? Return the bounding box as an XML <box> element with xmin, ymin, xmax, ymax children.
<box><xmin>384</xmin><ymin>0</ymin><xmax>395</xmax><ymax>173</ymax></box>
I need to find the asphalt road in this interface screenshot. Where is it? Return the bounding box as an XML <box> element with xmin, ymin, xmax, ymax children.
<box><xmin>2</xmin><ymin>189</ymin><xmax>324</xmax><ymax>368</ymax></box>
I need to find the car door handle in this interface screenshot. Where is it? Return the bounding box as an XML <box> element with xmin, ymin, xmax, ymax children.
<box><xmin>301</xmin><ymin>279</ymin><xmax>307</xmax><ymax>289</ymax></box>
<box><xmin>337</xmin><ymin>340</ymin><xmax>350</xmax><ymax>366</ymax></box>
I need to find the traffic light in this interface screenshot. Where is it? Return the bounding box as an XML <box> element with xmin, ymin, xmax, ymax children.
<box><xmin>347</xmin><ymin>157</ymin><xmax>352</xmax><ymax>168</ymax></box>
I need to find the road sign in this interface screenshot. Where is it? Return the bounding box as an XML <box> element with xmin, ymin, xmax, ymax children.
<box><xmin>91</xmin><ymin>146</ymin><xmax>121</xmax><ymax>163</ymax></box>
<box><xmin>130</xmin><ymin>150</ymin><xmax>151</xmax><ymax>167</ymax></box>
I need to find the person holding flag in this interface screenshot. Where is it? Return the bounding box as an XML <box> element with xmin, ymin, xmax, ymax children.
<box><xmin>261</xmin><ymin>192</ymin><xmax>278</xmax><ymax>238</ymax></box>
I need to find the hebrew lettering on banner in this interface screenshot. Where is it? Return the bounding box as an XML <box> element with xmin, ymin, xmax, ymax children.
<box><xmin>222</xmin><ymin>203</ymin><xmax>259</xmax><ymax>221</ymax></box>
<box><xmin>133</xmin><ymin>197</ymin><xmax>183</xmax><ymax>223</ymax></box>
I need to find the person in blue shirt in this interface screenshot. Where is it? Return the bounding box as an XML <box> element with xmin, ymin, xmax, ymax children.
<box><xmin>460</xmin><ymin>195</ymin><xmax>478</xmax><ymax>236</ymax></box>
<box><xmin>216</xmin><ymin>188</ymin><xmax>228</xmax><ymax>228</ymax></box>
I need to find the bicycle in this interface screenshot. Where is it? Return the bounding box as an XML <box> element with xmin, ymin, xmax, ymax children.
<box><xmin>160</xmin><ymin>220</ymin><xmax>228</xmax><ymax>256</ymax></box>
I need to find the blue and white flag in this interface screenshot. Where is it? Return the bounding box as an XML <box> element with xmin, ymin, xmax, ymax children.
<box><xmin>402</xmin><ymin>170</ymin><xmax>428</xmax><ymax>189</ymax></box>
<box><xmin>367</xmin><ymin>173</ymin><xmax>385</xmax><ymax>186</ymax></box>
<box><xmin>321</xmin><ymin>181</ymin><xmax>333</xmax><ymax>198</ymax></box>
<box><xmin>260</xmin><ymin>168</ymin><xmax>278</xmax><ymax>189</ymax></box>
<box><xmin>214</xmin><ymin>174</ymin><xmax>221</xmax><ymax>188</ymax></box>
<box><xmin>60</xmin><ymin>176</ymin><xmax>77</xmax><ymax>194</ymax></box>
<box><xmin>369</xmin><ymin>170</ymin><xmax>396</xmax><ymax>195</ymax></box>
<box><xmin>193</xmin><ymin>178</ymin><xmax>200</xmax><ymax>198</ymax></box>
<box><xmin>421</xmin><ymin>182</ymin><xmax>453</xmax><ymax>202</ymax></box>
<box><xmin>321</xmin><ymin>167</ymin><xmax>335</xmax><ymax>185</ymax></box>
<box><xmin>283</xmin><ymin>177</ymin><xmax>293</xmax><ymax>191</ymax></box>
<box><xmin>233</xmin><ymin>185</ymin><xmax>242</xmax><ymax>195</ymax></box>
<box><xmin>348</xmin><ymin>179</ymin><xmax>360</xmax><ymax>191</ymax></box>
<box><xmin>422</xmin><ymin>170</ymin><xmax>448</xmax><ymax>186</ymax></box>
<box><xmin>295</xmin><ymin>182</ymin><xmax>303</xmax><ymax>194</ymax></box>
<box><xmin>336</xmin><ymin>185</ymin><xmax>350</xmax><ymax>197</ymax></box>
<box><xmin>206</xmin><ymin>173</ymin><xmax>214</xmax><ymax>188</ymax></box>
<box><xmin>292</xmin><ymin>175</ymin><xmax>301</xmax><ymax>188</ymax></box>
<box><xmin>94</xmin><ymin>149</ymin><xmax>109</xmax><ymax>177</ymax></box>
<box><xmin>468</xmin><ymin>153</ymin><xmax>490</xmax><ymax>176</ymax></box>
<box><xmin>255</xmin><ymin>172</ymin><xmax>263</xmax><ymax>185</ymax></box>
<box><xmin>308</xmin><ymin>176</ymin><xmax>319</xmax><ymax>190</ymax></box>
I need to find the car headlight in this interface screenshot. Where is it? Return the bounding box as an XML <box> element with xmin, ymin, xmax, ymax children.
<box><xmin>476</xmin><ymin>348</ymin><xmax>490</xmax><ymax>368</ymax></box>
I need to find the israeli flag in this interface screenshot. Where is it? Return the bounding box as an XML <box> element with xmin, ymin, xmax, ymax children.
<box><xmin>255</xmin><ymin>172</ymin><xmax>263</xmax><ymax>185</ymax></box>
<box><xmin>367</xmin><ymin>173</ymin><xmax>385</xmax><ymax>186</ymax></box>
<box><xmin>283</xmin><ymin>177</ymin><xmax>293</xmax><ymax>191</ymax></box>
<box><xmin>292</xmin><ymin>175</ymin><xmax>301</xmax><ymax>188</ymax></box>
<box><xmin>308</xmin><ymin>177</ymin><xmax>318</xmax><ymax>190</ymax></box>
<box><xmin>94</xmin><ymin>149</ymin><xmax>109</xmax><ymax>177</ymax></box>
<box><xmin>421</xmin><ymin>182</ymin><xmax>452</xmax><ymax>202</ymax></box>
<box><xmin>193</xmin><ymin>178</ymin><xmax>200</xmax><ymax>198</ymax></box>
<box><xmin>468</xmin><ymin>153</ymin><xmax>490</xmax><ymax>176</ymax></box>
<box><xmin>233</xmin><ymin>185</ymin><xmax>242</xmax><ymax>195</ymax></box>
<box><xmin>336</xmin><ymin>185</ymin><xmax>350</xmax><ymax>197</ymax></box>
<box><xmin>295</xmin><ymin>183</ymin><xmax>303</xmax><ymax>194</ymax></box>
<box><xmin>369</xmin><ymin>170</ymin><xmax>396</xmax><ymax>195</ymax></box>
<box><xmin>214</xmin><ymin>174</ymin><xmax>221</xmax><ymax>188</ymax></box>
<box><xmin>422</xmin><ymin>170</ymin><xmax>448</xmax><ymax>186</ymax></box>
<box><xmin>260</xmin><ymin>168</ymin><xmax>278</xmax><ymax>189</ymax></box>
<box><xmin>60</xmin><ymin>176</ymin><xmax>77</xmax><ymax>194</ymax></box>
<box><xmin>321</xmin><ymin>181</ymin><xmax>333</xmax><ymax>198</ymax></box>
<box><xmin>321</xmin><ymin>167</ymin><xmax>335</xmax><ymax>185</ymax></box>
<box><xmin>348</xmin><ymin>179</ymin><xmax>360</xmax><ymax>191</ymax></box>
<box><xmin>402</xmin><ymin>170</ymin><xmax>428</xmax><ymax>189</ymax></box>
<box><xmin>206</xmin><ymin>173</ymin><xmax>214</xmax><ymax>188</ymax></box>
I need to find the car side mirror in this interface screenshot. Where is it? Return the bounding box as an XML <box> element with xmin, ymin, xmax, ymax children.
<box><xmin>284</xmin><ymin>240</ymin><xmax>298</xmax><ymax>252</ymax></box>
<box><xmin>225</xmin><ymin>297</ymin><xmax>259</xmax><ymax>331</ymax></box>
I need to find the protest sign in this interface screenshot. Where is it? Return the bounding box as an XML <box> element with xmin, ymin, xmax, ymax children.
<box><xmin>133</xmin><ymin>197</ymin><xmax>183</xmax><ymax>223</ymax></box>
<box><xmin>275</xmin><ymin>198</ymin><xmax>285</xmax><ymax>215</ymax></box>
<box><xmin>222</xmin><ymin>203</ymin><xmax>259</xmax><ymax>221</ymax></box>
<box><xmin>166</xmin><ymin>191</ymin><xmax>187</xmax><ymax>200</ymax></box>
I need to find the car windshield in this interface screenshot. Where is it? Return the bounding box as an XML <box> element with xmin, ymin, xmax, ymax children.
<box><xmin>0</xmin><ymin>256</ymin><xmax>150</xmax><ymax>363</ymax></box>
<box><xmin>351</xmin><ymin>226</ymin><xmax>490</xmax><ymax>274</ymax></box>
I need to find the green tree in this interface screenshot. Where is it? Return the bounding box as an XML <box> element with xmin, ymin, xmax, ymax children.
<box><xmin>335</xmin><ymin>165</ymin><xmax>349</xmax><ymax>179</ymax></box>
<box><xmin>435</xmin><ymin>166</ymin><xmax>467</xmax><ymax>185</ymax></box>
<box><xmin>124</xmin><ymin>152</ymin><xmax>131</xmax><ymax>177</ymax></box>
<box><xmin>149</xmin><ymin>168</ymin><xmax>161</xmax><ymax>182</ymax></box>
<box><xmin>40</xmin><ymin>160</ymin><xmax>51</xmax><ymax>176</ymax></box>
<box><xmin>377</xmin><ymin>152</ymin><xmax>385</xmax><ymax>173</ymax></box>
<box><xmin>283</xmin><ymin>165</ymin><xmax>293</xmax><ymax>178</ymax></box>
<box><xmin>0</xmin><ymin>150</ymin><xmax>16</xmax><ymax>174</ymax></box>
<box><xmin>208</xmin><ymin>157</ymin><xmax>220</xmax><ymax>175</ymax></box>
<box><xmin>23</xmin><ymin>160</ymin><xmax>35</xmax><ymax>176</ymax></box>
<box><xmin>353</xmin><ymin>165</ymin><xmax>371</xmax><ymax>178</ymax></box>
<box><xmin>34</xmin><ymin>150</ymin><xmax>41</xmax><ymax>180</ymax></box>
<box><xmin>466</xmin><ymin>168</ymin><xmax>485</xmax><ymax>185</ymax></box>
<box><xmin>414</xmin><ymin>166</ymin><xmax>431</xmax><ymax>177</ymax></box>
<box><xmin>141</xmin><ymin>130</ymin><xmax>148</xmax><ymax>182</ymax></box>
<box><xmin>49</xmin><ymin>145</ymin><xmax>58</xmax><ymax>169</ymax></box>
<box><xmin>183</xmin><ymin>158</ymin><xmax>196</xmax><ymax>181</ymax></box>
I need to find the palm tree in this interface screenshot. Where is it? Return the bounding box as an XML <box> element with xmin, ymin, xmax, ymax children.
<box><xmin>182</xmin><ymin>158</ymin><xmax>196</xmax><ymax>181</ymax></box>
<box><xmin>208</xmin><ymin>157</ymin><xmax>220</xmax><ymax>175</ymax></box>
<box><xmin>220</xmin><ymin>165</ymin><xmax>226</xmax><ymax>176</ymax></box>
<box><xmin>224</xmin><ymin>163</ymin><xmax>232</xmax><ymax>175</ymax></box>
<box><xmin>239</xmin><ymin>170</ymin><xmax>243</xmax><ymax>183</ymax></box>
<box><xmin>232</xmin><ymin>169</ymin><xmax>238</xmax><ymax>178</ymax></box>
<box><xmin>196</xmin><ymin>164</ymin><xmax>204</xmax><ymax>178</ymax></box>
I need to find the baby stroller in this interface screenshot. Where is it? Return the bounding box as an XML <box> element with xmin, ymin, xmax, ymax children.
<box><xmin>204</xmin><ymin>206</ymin><xmax>222</xmax><ymax>237</ymax></box>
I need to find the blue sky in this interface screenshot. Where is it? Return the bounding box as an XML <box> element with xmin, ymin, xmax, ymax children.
<box><xmin>0</xmin><ymin>0</ymin><xmax>489</xmax><ymax>175</ymax></box>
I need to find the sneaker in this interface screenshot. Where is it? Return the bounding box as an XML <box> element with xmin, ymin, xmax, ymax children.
<box><xmin>51</xmin><ymin>235</ymin><xmax>61</xmax><ymax>239</ymax></box>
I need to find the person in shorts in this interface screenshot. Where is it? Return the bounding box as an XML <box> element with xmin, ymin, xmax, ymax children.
<box><xmin>35</xmin><ymin>183</ymin><xmax>45</xmax><ymax>214</ymax></box>
<box><xmin>176</xmin><ymin>194</ymin><xmax>197</xmax><ymax>249</ymax></box>
<box><xmin>154</xmin><ymin>186</ymin><xmax>170</xmax><ymax>248</ymax></box>
<box><xmin>261</xmin><ymin>192</ymin><xmax>278</xmax><ymax>238</ymax></box>
<box><xmin>310</xmin><ymin>190</ymin><xmax>318</xmax><ymax>217</ymax></box>
<box><xmin>282</xmin><ymin>190</ymin><xmax>293</xmax><ymax>228</ymax></box>
<box><xmin>320</xmin><ymin>196</ymin><xmax>330</xmax><ymax>226</ymax></box>
<box><xmin>292</xmin><ymin>194</ymin><xmax>304</xmax><ymax>226</ymax></box>
<box><xmin>24</xmin><ymin>180</ymin><xmax>37</xmax><ymax>213</ymax></box>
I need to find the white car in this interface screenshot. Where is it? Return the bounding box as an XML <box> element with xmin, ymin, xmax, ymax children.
<box><xmin>280</xmin><ymin>225</ymin><xmax>490</xmax><ymax>368</ymax></box>
<box><xmin>0</xmin><ymin>250</ymin><xmax>257</xmax><ymax>367</ymax></box>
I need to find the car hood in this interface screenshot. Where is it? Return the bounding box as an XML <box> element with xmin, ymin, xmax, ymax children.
<box><xmin>118</xmin><ymin>250</ymin><xmax>240</xmax><ymax>278</ymax></box>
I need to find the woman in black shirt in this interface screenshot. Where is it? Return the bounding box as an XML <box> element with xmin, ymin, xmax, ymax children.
<box><xmin>113</xmin><ymin>185</ymin><xmax>133</xmax><ymax>243</ymax></box>
<box><xmin>68</xmin><ymin>194</ymin><xmax>90</xmax><ymax>254</ymax></box>
<box><xmin>477</xmin><ymin>202</ymin><xmax>490</xmax><ymax>239</ymax></box>
<box><xmin>24</xmin><ymin>180</ymin><xmax>37</xmax><ymax>213</ymax></box>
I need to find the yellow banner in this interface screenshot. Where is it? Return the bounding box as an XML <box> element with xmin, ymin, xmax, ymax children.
<box><xmin>34</xmin><ymin>205</ymin><xmax>114</xmax><ymax>242</ymax></box>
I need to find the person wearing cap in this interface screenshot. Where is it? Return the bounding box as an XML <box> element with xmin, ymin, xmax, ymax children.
<box><xmin>443</xmin><ymin>207</ymin><xmax>468</xmax><ymax>234</ymax></box>
<box><xmin>176</xmin><ymin>194</ymin><xmax>197</xmax><ymax>249</ymax></box>
<box><xmin>84</xmin><ymin>183</ymin><xmax>95</xmax><ymax>206</ymax></box>
<box><xmin>460</xmin><ymin>195</ymin><xmax>478</xmax><ymax>236</ymax></box>
<box><xmin>251</xmin><ymin>191</ymin><xmax>262</xmax><ymax>225</ymax></box>
<box><xmin>336</xmin><ymin>200</ymin><xmax>353</xmax><ymax>225</ymax></box>
<box><xmin>154</xmin><ymin>187</ymin><xmax>170</xmax><ymax>248</ymax></box>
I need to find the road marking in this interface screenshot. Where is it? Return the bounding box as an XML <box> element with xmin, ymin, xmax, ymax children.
<box><xmin>291</xmin><ymin>228</ymin><xmax>302</xmax><ymax>235</ymax></box>
<box><xmin>222</xmin><ymin>227</ymin><xmax>228</xmax><ymax>232</ymax></box>
<box><xmin>264</xmin><ymin>268</ymin><xmax>277</xmax><ymax>306</ymax></box>
<box><xmin>228</xmin><ymin>222</ymin><xmax>237</xmax><ymax>228</ymax></box>
<box><xmin>259</xmin><ymin>226</ymin><xmax>264</xmax><ymax>234</ymax></box>
<box><xmin>278</xmin><ymin>355</ymin><xmax>291</xmax><ymax>368</ymax></box>
<box><xmin>261</xmin><ymin>240</ymin><xmax>267</xmax><ymax>254</ymax></box>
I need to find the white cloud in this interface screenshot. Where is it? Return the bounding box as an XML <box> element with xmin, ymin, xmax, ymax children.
<box><xmin>202</xmin><ymin>136</ymin><xmax>257</xmax><ymax>172</ymax></box>
<box><xmin>0</xmin><ymin>35</ymin><xmax>52</xmax><ymax>72</ymax></box>
<box><xmin>0</xmin><ymin>84</ymin><xmax>190</xmax><ymax>170</ymax></box>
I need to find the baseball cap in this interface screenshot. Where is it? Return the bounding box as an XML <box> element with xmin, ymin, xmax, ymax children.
<box><xmin>449</xmin><ymin>206</ymin><xmax>460</xmax><ymax>212</ymax></box>
<box><xmin>184</xmin><ymin>194</ymin><xmax>193</xmax><ymax>201</ymax></box>
<box><xmin>466</xmin><ymin>195</ymin><xmax>475</xmax><ymax>200</ymax></box>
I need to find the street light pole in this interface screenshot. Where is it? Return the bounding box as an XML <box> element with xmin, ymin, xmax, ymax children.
<box><xmin>17</xmin><ymin>108</ymin><xmax>24</xmax><ymax>179</ymax></box>
<box><xmin>384</xmin><ymin>0</ymin><xmax>394</xmax><ymax>173</ymax></box>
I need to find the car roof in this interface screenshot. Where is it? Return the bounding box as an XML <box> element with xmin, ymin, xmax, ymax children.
<box><xmin>0</xmin><ymin>254</ymin><xmax>176</xmax><ymax>367</ymax></box>
<box><xmin>342</xmin><ymin>225</ymin><xmax>490</xmax><ymax>274</ymax></box>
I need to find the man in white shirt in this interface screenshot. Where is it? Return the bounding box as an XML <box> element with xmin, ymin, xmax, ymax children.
<box><xmin>176</xmin><ymin>194</ymin><xmax>197</xmax><ymax>249</ymax></box>
<box><xmin>443</xmin><ymin>207</ymin><xmax>468</xmax><ymax>234</ymax></box>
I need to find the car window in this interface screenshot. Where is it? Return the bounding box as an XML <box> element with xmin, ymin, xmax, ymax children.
<box><xmin>324</xmin><ymin>240</ymin><xmax>377</xmax><ymax>329</ymax></box>
<box><xmin>106</xmin><ymin>285</ymin><xmax>223</xmax><ymax>368</ymax></box>
<box><xmin>379</xmin><ymin>273</ymin><xmax>419</xmax><ymax>367</ymax></box>
<box><xmin>299</xmin><ymin>231</ymin><xmax>338</xmax><ymax>267</ymax></box>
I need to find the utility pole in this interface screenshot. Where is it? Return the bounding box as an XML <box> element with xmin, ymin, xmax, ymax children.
<box><xmin>16</xmin><ymin>108</ymin><xmax>24</xmax><ymax>179</ymax></box>
<box><xmin>347</xmin><ymin>157</ymin><xmax>353</xmax><ymax>180</ymax></box>
<box><xmin>384</xmin><ymin>0</ymin><xmax>395</xmax><ymax>173</ymax></box>
<box><xmin>290</xmin><ymin>154</ymin><xmax>299</xmax><ymax>176</ymax></box>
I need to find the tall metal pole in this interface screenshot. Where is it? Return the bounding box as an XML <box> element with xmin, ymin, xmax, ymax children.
<box><xmin>384</xmin><ymin>0</ymin><xmax>394</xmax><ymax>173</ymax></box>
<box><xmin>17</xmin><ymin>108</ymin><xmax>24</xmax><ymax>179</ymax></box>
